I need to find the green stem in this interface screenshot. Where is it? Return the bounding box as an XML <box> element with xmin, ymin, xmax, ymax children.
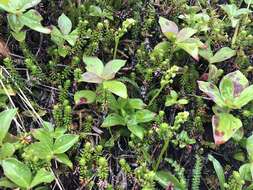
<box><xmin>231</xmin><ymin>22</ymin><xmax>240</xmax><ymax>48</ymax></box>
<box><xmin>154</xmin><ymin>139</ymin><xmax>169</xmax><ymax>171</ymax></box>
<box><xmin>113</xmin><ymin>38</ymin><xmax>119</xmax><ymax>59</ymax></box>
<box><xmin>148</xmin><ymin>83</ymin><xmax>165</xmax><ymax>107</ymax></box>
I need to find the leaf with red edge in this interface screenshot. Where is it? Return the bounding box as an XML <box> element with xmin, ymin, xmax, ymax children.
<box><xmin>197</xmin><ymin>81</ymin><xmax>226</xmax><ymax>108</ymax></box>
<box><xmin>212</xmin><ymin>113</ymin><xmax>242</xmax><ymax>145</ymax></box>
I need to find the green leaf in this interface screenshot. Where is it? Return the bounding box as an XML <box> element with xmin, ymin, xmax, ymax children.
<box><xmin>197</xmin><ymin>81</ymin><xmax>226</xmax><ymax>108</ymax></box>
<box><xmin>19</xmin><ymin>10</ymin><xmax>51</xmax><ymax>33</ymax></box>
<box><xmin>2</xmin><ymin>158</ymin><xmax>32</xmax><ymax>188</ymax></box>
<box><xmin>33</xmin><ymin>128</ymin><xmax>53</xmax><ymax>145</ymax></box>
<box><xmin>53</xmin><ymin>134</ymin><xmax>79</xmax><ymax>154</ymax></box>
<box><xmin>245</xmin><ymin>0</ymin><xmax>253</xmax><ymax>4</ymax></box>
<box><xmin>55</xmin><ymin>153</ymin><xmax>73</xmax><ymax>168</ymax></box>
<box><xmin>234</xmin><ymin>85</ymin><xmax>253</xmax><ymax>108</ymax></box>
<box><xmin>11</xmin><ymin>30</ymin><xmax>26</xmax><ymax>42</ymax></box>
<box><xmin>128</xmin><ymin>124</ymin><xmax>145</xmax><ymax>140</ymax></box>
<box><xmin>135</xmin><ymin>109</ymin><xmax>155</xmax><ymax>123</ymax></box>
<box><xmin>30</xmin><ymin>168</ymin><xmax>54</xmax><ymax>188</ymax></box>
<box><xmin>155</xmin><ymin>171</ymin><xmax>185</xmax><ymax>190</ymax></box>
<box><xmin>102</xmin><ymin>113</ymin><xmax>125</xmax><ymax>127</ymax></box>
<box><xmin>0</xmin><ymin>143</ymin><xmax>15</xmax><ymax>160</ymax></box>
<box><xmin>247</xmin><ymin>134</ymin><xmax>253</xmax><ymax>161</ymax></box>
<box><xmin>199</xmin><ymin>45</ymin><xmax>213</xmax><ymax>63</ymax></box>
<box><xmin>219</xmin><ymin>70</ymin><xmax>249</xmax><ymax>108</ymax></box>
<box><xmin>81</xmin><ymin>72</ymin><xmax>103</xmax><ymax>84</ymax></box>
<box><xmin>212</xmin><ymin>113</ymin><xmax>242</xmax><ymax>144</ymax></box>
<box><xmin>89</xmin><ymin>5</ymin><xmax>103</xmax><ymax>17</ymax></box>
<box><xmin>0</xmin><ymin>109</ymin><xmax>17</xmax><ymax>145</ymax></box>
<box><xmin>83</xmin><ymin>56</ymin><xmax>104</xmax><ymax>77</ymax></box>
<box><xmin>21</xmin><ymin>0</ymin><xmax>41</xmax><ymax>10</ymax></box>
<box><xmin>176</xmin><ymin>27</ymin><xmax>197</xmax><ymax>42</ymax></box>
<box><xmin>74</xmin><ymin>90</ymin><xmax>96</xmax><ymax>104</ymax></box>
<box><xmin>208</xmin><ymin>154</ymin><xmax>225</xmax><ymax>190</ymax></box>
<box><xmin>103</xmin><ymin>80</ymin><xmax>128</xmax><ymax>98</ymax></box>
<box><xmin>176</xmin><ymin>39</ymin><xmax>200</xmax><ymax>61</ymax></box>
<box><xmin>159</xmin><ymin>16</ymin><xmax>178</xmax><ymax>40</ymax></box>
<box><xmin>210</xmin><ymin>47</ymin><xmax>236</xmax><ymax>64</ymax></box>
<box><xmin>65</xmin><ymin>29</ymin><xmax>78</xmax><ymax>46</ymax></box>
<box><xmin>0</xmin><ymin>177</ymin><xmax>17</xmax><ymax>188</ymax></box>
<box><xmin>0</xmin><ymin>1</ymin><xmax>15</xmax><ymax>13</ymax></box>
<box><xmin>58</xmin><ymin>13</ymin><xmax>72</xmax><ymax>35</ymax></box>
<box><xmin>51</xmin><ymin>26</ymin><xmax>65</xmax><ymax>46</ymax></box>
<box><xmin>7</xmin><ymin>14</ymin><xmax>24</xmax><ymax>32</ymax></box>
<box><xmin>128</xmin><ymin>98</ymin><xmax>146</xmax><ymax>109</ymax></box>
<box><xmin>239</xmin><ymin>163</ymin><xmax>253</xmax><ymax>181</ymax></box>
<box><xmin>102</xmin><ymin>59</ymin><xmax>126</xmax><ymax>80</ymax></box>
<box><xmin>27</xmin><ymin>142</ymin><xmax>53</xmax><ymax>159</ymax></box>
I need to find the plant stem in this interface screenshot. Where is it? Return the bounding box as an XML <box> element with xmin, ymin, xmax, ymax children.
<box><xmin>148</xmin><ymin>83</ymin><xmax>165</xmax><ymax>107</ymax></box>
<box><xmin>231</xmin><ymin>22</ymin><xmax>240</xmax><ymax>48</ymax></box>
<box><xmin>154</xmin><ymin>139</ymin><xmax>169</xmax><ymax>171</ymax></box>
<box><xmin>113</xmin><ymin>38</ymin><xmax>119</xmax><ymax>59</ymax></box>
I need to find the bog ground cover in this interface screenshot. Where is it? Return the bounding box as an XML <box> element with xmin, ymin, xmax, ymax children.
<box><xmin>0</xmin><ymin>0</ymin><xmax>252</xmax><ymax>189</ymax></box>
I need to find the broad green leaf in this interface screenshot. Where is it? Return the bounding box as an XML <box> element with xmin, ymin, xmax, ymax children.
<box><xmin>208</xmin><ymin>154</ymin><xmax>225</xmax><ymax>190</ymax></box>
<box><xmin>42</xmin><ymin>121</ymin><xmax>54</xmax><ymax>132</ymax></box>
<box><xmin>212</xmin><ymin>113</ymin><xmax>242</xmax><ymax>144</ymax></box>
<box><xmin>128</xmin><ymin>124</ymin><xmax>145</xmax><ymax>140</ymax></box>
<box><xmin>220</xmin><ymin>70</ymin><xmax>249</xmax><ymax>100</ymax></box>
<box><xmin>153</xmin><ymin>41</ymin><xmax>170</xmax><ymax>54</ymax></box>
<box><xmin>74</xmin><ymin>90</ymin><xmax>96</xmax><ymax>104</ymax></box>
<box><xmin>219</xmin><ymin>77</ymin><xmax>234</xmax><ymax>107</ymax></box>
<box><xmin>2</xmin><ymin>158</ymin><xmax>32</xmax><ymax>188</ymax></box>
<box><xmin>0</xmin><ymin>109</ymin><xmax>17</xmax><ymax>145</ymax></box>
<box><xmin>176</xmin><ymin>39</ymin><xmax>200</xmax><ymax>61</ymax></box>
<box><xmin>245</xmin><ymin>0</ymin><xmax>253</xmax><ymax>4</ymax></box>
<box><xmin>235</xmin><ymin>8</ymin><xmax>252</xmax><ymax>17</ymax></box>
<box><xmin>103</xmin><ymin>80</ymin><xmax>128</xmax><ymax>98</ymax></box>
<box><xmin>81</xmin><ymin>72</ymin><xmax>103</xmax><ymax>84</ymax></box>
<box><xmin>155</xmin><ymin>171</ymin><xmax>185</xmax><ymax>190</ymax></box>
<box><xmin>0</xmin><ymin>143</ymin><xmax>15</xmax><ymax>160</ymax></box>
<box><xmin>53</xmin><ymin>134</ymin><xmax>79</xmax><ymax>154</ymax></box>
<box><xmin>21</xmin><ymin>0</ymin><xmax>41</xmax><ymax>10</ymax></box>
<box><xmin>89</xmin><ymin>5</ymin><xmax>103</xmax><ymax>17</ymax></box>
<box><xmin>197</xmin><ymin>81</ymin><xmax>226</xmax><ymax>108</ymax></box>
<box><xmin>159</xmin><ymin>16</ymin><xmax>178</xmax><ymax>40</ymax></box>
<box><xmin>0</xmin><ymin>177</ymin><xmax>17</xmax><ymax>188</ymax></box>
<box><xmin>176</xmin><ymin>27</ymin><xmax>197</xmax><ymax>42</ymax></box>
<box><xmin>27</xmin><ymin>142</ymin><xmax>53</xmax><ymax>159</ymax></box>
<box><xmin>102</xmin><ymin>59</ymin><xmax>126</xmax><ymax>80</ymax></box>
<box><xmin>107</xmin><ymin>93</ymin><xmax>120</xmax><ymax>111</ymax></box>
<box><xmin>234</xmin><ymin>85</ymin><xmax>253</xmax><ymax>108</ymax></box>
<box><xmin>11</xmin><ymin>30</ymin><xmax>26</xmax><ymax>42</ymax></box>
<box><xmin>210</xmin><ymin>47</ymin><xmax>236</xmax><ymax>64</ymax></box>
<box><xmin>247</xmin><ymin>134</ymin><xmax>253</xmax><ymax>161</ymax></box>
<box><xmin>102</xmin><ymin>113</ymin><xmax>125</xmax><ymax>127</ymax></box>
<box><xmin>199</xmin><ymin>45</ymin><xmax>213</xmax><ymax>63</ymax></box>
<box><xmin>135</xmin><ymin>109</ymin><xmax>155</xmax><ymax>123</ymax></box>
<box><xmin>0</xmin><ymin>1</ymin><xmax>15</xmax><ymax>13</ymax></box>
<box><xmin>20</xmin><ymin>10</ymin><xmax>51</xmax><ymax>33</ymax></box>
<box><xmin>240</xmin><ymin>163</ymin><xmax>253</xmax><ymax>181</ymax></box>
<box><xmin>83</xmin><ymin>56</ymin><xmax>104</xmax><ymax>77</ymax></box>
<box><xmin>7</xmin><ymin>14</ymin><xmax>23</xmax><ymax>32</ymax></box>
<box><xmin>128</xmin><ymin>98</ymin><xmax>146</xmax><ymax>109</ymax></box>
<box><xmin>33</xmin><ymin>128</ymin><xmax>53</xmax><ymax>145</ymax></box>
<box><xmin>58</xmin><ymin>13</ymin><xmax>72</xmax><ymax>35</ymax></box>
<box><xmin>51</xmin><ymin>26</ymin><xmax>65</xmax><ymax>46</ymax></box>
<box><xmin>30</xmin><ymin>168</ymin><xmax>54</xmax><ymax>188</ymax></box>
<box><xmin>55</xmin><ymin>153</ymin><xmax>73</xmax><ymax>168</ymax></box>
<box><xmin>65</xmin><ymin>29</ymin><xmax>78</xmax><ymax>46</ymax></box>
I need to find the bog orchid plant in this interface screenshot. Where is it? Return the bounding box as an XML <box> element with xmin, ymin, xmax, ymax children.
<box><xmin>198</xmin><ymin>70</ymin><xmax>253</xmax><ymax>144</ymax></box>
<box><xmin>80</xmin><ymin>56</ymin><xmax>128</xmax><ymax>99</ymax></box>
<box><xmin>158</xmin><ymin>16</ymin><xmax>205</xmax><ymax>61</ymax></box>
<box><xmin>0</xmin><ymin>0</ymin><xmax>51</xmax><ymax>41</ymax></box>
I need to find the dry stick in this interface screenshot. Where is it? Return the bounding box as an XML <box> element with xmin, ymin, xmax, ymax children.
<box><xmin>0</xmin><ymin>75</ymin><xmax>24</xmax><ymax>131</ymax></box>
<box><xmin>50</xmin><ymin>168</ymin><xmax>65</xmax><ymax>190</ymax></box>
<box><xmin>1</xmin><ymin>66</ymin><xmax>44</xmax><ymax>126</ymax></box>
